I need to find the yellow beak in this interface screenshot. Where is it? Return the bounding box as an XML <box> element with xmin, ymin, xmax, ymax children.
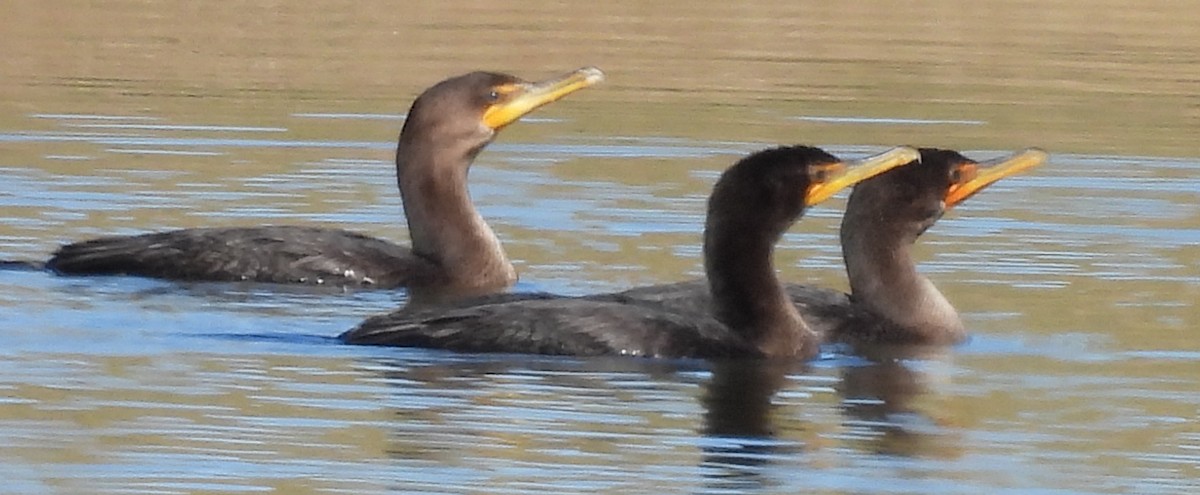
<box><xmin>481</xmin><ymin>66</ymin><xmax>605</xmax><ymax>130</ymax></box>
<box><xmin>805</xmin><ymin>146</ymin><xmax>921</xmax><ymax>206</ymax></box>
<box><xmin>945</xmin><ymin>148</ymin><xmax>1048</xmax><ymax>207</ymax></box>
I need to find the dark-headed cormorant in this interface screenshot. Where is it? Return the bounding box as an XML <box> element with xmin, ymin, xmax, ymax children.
<box><xmin>339</xmin><ymin>145</ymin><xmax>920</xmax><ymax>359</ymax></box>
<box><xmin>45</xmin><ymin>67</ymin><xmax>604</xmax><ymax>305</ymax></box>
<box><xmin>606</xmin><ymin>148</ymin><xmax>1047</xmax><ymax>344</ymax></box>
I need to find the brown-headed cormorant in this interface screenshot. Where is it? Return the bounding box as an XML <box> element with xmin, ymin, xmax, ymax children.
<box><xmin>45</xmin><ymin>67</ymin><xmax>604</xmax><ymax>305</ymax></box>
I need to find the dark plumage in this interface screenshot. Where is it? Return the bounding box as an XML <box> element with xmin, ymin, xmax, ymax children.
<box><xmin>604</xmin><ymin>148</ymin><xmax>1048</xmax><ymax>345</ymax></box>
<box><xmin>340</xmin><ymin>145</ymin><xmax>919</xmax><ymax>359</ymax></box>
<box><xmin>346</xmin><ymin>296</ymin><xmax>753</xmax><ymax>358</ymax></box>
<box><xmin>45</xmin><ymin>226</ymin><xmax>424</xmax><ymax>286</ymax></box>
<box><xmin>45</xmin><ymin>67</ymin><xmax>605</xmax><ymax>304</ymax></box>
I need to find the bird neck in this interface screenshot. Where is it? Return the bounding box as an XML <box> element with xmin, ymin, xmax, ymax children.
<box><xmin>395</xmin><ymin>141</ymin><xmax>516</xmax><ymax>298</ymax></box>
<box><xmin>705</xmin><ymin>215</ymin><xmax>817</xmax><ymax>358</ymax></box>
<box><xmin>840</xmin><ymin>219</ymin><xmax>965</xmax><ymax>342</ymax></box>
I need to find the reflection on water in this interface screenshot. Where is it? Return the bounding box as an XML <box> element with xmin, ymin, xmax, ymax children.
<box><xmin>1</xmin><ymin>0</ymin><xmax>1199</xmax><ymax>493</ymax></box>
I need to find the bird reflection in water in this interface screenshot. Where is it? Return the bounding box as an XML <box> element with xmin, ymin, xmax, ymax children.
<box><xmin>699</xmin><ymin>359</ymin><xmax>805</xmax><ymax>492</ymax></box>
<box><xmin>836</xmin><ymin>344</ymin><xmax>965</xmax><ymax>460</ymax></box>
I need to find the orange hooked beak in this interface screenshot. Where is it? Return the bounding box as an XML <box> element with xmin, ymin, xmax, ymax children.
<box><xmin>481</xmin><ymin>66</ymin><xmax>605</xmax><ymax>130</ymax></box>
<box><xmin>805</xmin><ymin>146</ymin><xmax>921</xmax><ymax>206</ymax></box>
<box><xmin>945</xmin><ymin>148</ymin><xmax>1048</xmax><ymax>208</ymax></box>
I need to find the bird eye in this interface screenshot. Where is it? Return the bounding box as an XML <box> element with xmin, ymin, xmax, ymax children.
<box><xmin>949</xmin><ymin>163</ymin><xmax>979</xmax><ymax>184</ymax></box>
<box><xmin>948</xmin><ymin>166</ymin><xmax>965</xmax><ymax>184</ymax></box>
<box><xmin>487</xmin><ymin>90</ymin><xmax>501</xmax><ymax>102</ymax></box>
<box><xmin>809</xmin><ymin>165</ymin><xmax>834</xmax><ymax>183</ymax></box>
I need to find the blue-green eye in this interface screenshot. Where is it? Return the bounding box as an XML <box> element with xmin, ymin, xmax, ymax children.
<box><xmin>948</xmin><ymin>168</ymin><xmax>962</xmax><ymax>183</ymax></box>
<box><xmin>949</xmin><ymin>163</ymin><xmax>976</xmax><ymax>184</ymax></box>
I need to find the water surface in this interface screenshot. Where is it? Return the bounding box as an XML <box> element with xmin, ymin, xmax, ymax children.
<box><xmin>1</xmin><ymin>1</ymin><xmax>1197</xmax><ymax>493</ymax></box>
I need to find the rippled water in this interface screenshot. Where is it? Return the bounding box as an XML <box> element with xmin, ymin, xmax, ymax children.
<box><xmin>2</xmin><ymin>1</ymin><xmax>1198</xmax><ymax>494</ymax></box>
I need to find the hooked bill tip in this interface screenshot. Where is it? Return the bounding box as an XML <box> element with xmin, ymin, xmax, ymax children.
<box><xmin>577</xmin><ymin>66</ymin><xmax>606</xmax><ymax>85</ymax></box>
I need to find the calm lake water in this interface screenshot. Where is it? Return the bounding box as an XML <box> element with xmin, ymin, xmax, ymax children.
<box><xmin>1</xmin><ymin>1</ymin><xmax>1198</xmax><ymax>493</ymax></box>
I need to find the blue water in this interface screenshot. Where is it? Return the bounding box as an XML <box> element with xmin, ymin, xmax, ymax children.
<box><xmin>5</xmin><ymin>0</ymin><xmax>1200</xmax><ymax>486</ymax></box>
<box><xmin>1</xmin><ymin>110</ymin><xmax>1197</xmax><ymax>494</ymax></box>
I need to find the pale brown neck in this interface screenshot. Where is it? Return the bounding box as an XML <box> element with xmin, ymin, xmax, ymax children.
<box><xmin>705</xmin><ymin>214</ymin><xmax>815</xmax><ymax>358</ymax></box>
<box><xmin>840</xmin><ymin>212</ymin><xmax>964</xmax><ymax>342</ymax></box>
<box><xmin>396</xmin><ymin>139</ymin><xmax>516</xmax><ymax>297</ymax></box>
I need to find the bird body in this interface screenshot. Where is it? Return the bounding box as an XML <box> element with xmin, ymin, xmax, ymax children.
<box><xmin>340</xmin><ymin>145</ymin><xmax>921</xmax><ymax>359</ymax></box>
<box><xmin>44</xmin><ymin>67</ymin><xmax>605</xmax><ymax>305</ymax></box>
<box><xmin>602</xmin><ymin>148</ymin><xmax>1048</xmax><ymax>345</ymax></box>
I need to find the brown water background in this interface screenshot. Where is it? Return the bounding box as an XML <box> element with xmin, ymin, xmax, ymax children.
<box><xmin>0</xmin><ymin>1</ymin><xmax>1197</xmax><ymax>493</ymax></box>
